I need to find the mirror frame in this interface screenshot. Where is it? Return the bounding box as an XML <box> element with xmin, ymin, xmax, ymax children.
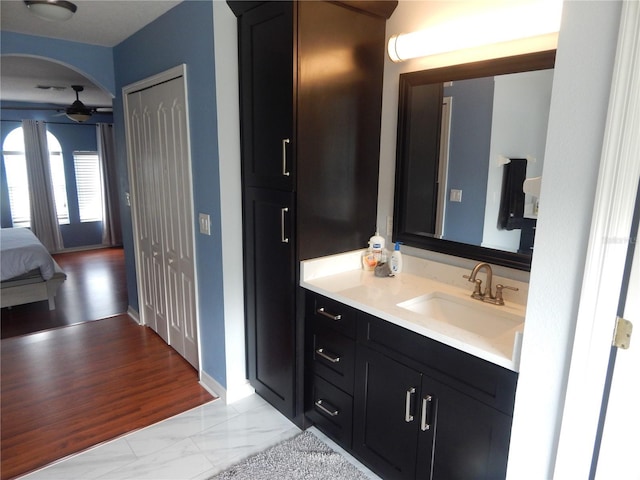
<box><xmin>393</xmin><ymin>50</ymin><xmax>556</xmax><ymax>272</ymax></box>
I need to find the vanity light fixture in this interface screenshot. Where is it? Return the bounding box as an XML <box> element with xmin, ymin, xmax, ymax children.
<box><xmin>24</xmin><ymin>0</ymin><xmax>77</xmax><ymax>22</ymax></box>
<box><xmin>388</xmin><ymin>2</ymin><xmax>562</xmax><ymax>62</ymax></box>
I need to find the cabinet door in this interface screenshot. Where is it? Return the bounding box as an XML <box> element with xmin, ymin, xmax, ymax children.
<box><xmin>353</xmin><ymin>345</ymin><xmax>421</xmax><ymax>480</ymax></box>
<box><xmin>239</xmin><ymin>1</ymin><xmax>294</xmax><ymax>191</ymax></box>
<box><xmin>416</xmin><ymin>376</ymin><xmax>513</xmax><ymax>480</ymax></box>
<box><xmin>243</xmin><ymin>187</ymin><xmax>296</xmax><ymax>417</ymax></box>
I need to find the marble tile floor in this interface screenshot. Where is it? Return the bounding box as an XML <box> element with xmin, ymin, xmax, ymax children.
<box><xmin>19</xmin><ymin>394</ymin><xmax>380</xmax><ymax>480</ymax></box>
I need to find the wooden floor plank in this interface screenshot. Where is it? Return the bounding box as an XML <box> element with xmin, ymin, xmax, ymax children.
<box><xmin>1</xmin><ymin>248</ymin><xmax>129</xmax><ymax>339</ymax></box>
<box><xmin>1</xmin><ymin>249</ymin><xmax>215</xmax><ymax>479</ymax></box>
<box><xmin>1</xmin><ymin>316</ymin><xmax>214</xmax><ymax>480</ymax></box>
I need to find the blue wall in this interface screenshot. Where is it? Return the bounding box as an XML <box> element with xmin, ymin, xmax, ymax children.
<box><xmin>443</xmin><ymin>77</ymin><xmax>494</xmax><ymax>244</ymax></box>
<box><xmin>1</xmin><ymin>31</ymin><xmax>115</xmax><ymax>97</ymax></box>
<box><xmin>2</xmin><ymin>2</ymin><xmax>228</xmax><ymax>388</ymax></box>
<box><xmin>113</xmin><ymin>1</ymin><xmax>226</xmax><ymax>385</ymax></box>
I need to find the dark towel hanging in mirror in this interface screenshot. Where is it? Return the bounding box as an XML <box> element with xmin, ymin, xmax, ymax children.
<box><xmin>498</xmin><ymin>158</ymin><xmax>527</xmax><ymax>230</ymax></box>
<box><xmin>498</xmin><ymin>157</ymin><xmax>536</xmax><ymax>254</ymax></box>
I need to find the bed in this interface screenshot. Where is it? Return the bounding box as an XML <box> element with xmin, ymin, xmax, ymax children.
<box><xmin>1</xmin><ymin>228</ymin><xmax>67</xmax><ymax>310</ymax></box>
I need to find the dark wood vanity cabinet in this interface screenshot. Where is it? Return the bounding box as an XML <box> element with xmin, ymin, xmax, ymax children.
<box><xmin>228</xmin><ymin>1</ymin><xmax>396</xmax><ymax>422</ymax></box>
<box><xmin>303</xmin><ymin>291</ymin><xmax>518</xmax><ymax>480</ymax></box>
<box><xmin>354</xmin><ymin>345</ymin><xmax>514</xmax><ymax>480</ymax></box>
<box><xmin>354</xmin><ymin>314</ymin><xmax>517</xmax><ymax>480</ymax></box>
<box><xmin>304</xmin><ymin>292</ymin><xmax>358</xmax><ymax>447</ymax></box>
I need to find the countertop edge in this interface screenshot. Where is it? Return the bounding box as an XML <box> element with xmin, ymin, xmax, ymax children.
<box><xmin>300</xmin><ymin>280</ymin><xmax>521</xmax><ymax>373</ymax></box>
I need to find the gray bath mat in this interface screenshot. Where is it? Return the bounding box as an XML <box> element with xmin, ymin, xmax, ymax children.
<box><xmin>210</xmin><ymin>431</ymin><xmax>370</xmax><ymax>479</ymax></box>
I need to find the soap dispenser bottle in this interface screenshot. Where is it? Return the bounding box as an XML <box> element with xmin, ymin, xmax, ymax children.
<box><xmin>369</xmin><ymin>231</ymin><xmax>386</xmax><ymax>263</ymax></box>
<box><xmin>390</xmin><ymin>241</ymin><xmax>403</xmax><ymax>274</ymax></box>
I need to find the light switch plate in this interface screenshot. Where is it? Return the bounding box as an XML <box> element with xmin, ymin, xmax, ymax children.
<box><xmin>450</xmin><ymin>189</ymin><xmax>463</xmax><ymax>202</ymax></box>
<box><xmin>199</xmin><ymin>213</ymin><xmax>211</xmax><ymax>235</ymax></box>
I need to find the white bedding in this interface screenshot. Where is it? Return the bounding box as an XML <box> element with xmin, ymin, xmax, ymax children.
<box><xmin>1</xmin><ymin>228</ymin><xmax>55</xmax><ymax>281</ymax></box>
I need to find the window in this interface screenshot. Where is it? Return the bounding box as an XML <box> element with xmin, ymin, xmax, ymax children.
<box><xmin>73</xmin><ymin>152</ymin><xmax>104</xmax><ymax>223</ymax></box>
<box><xmin>2</xmin><ymin>127</ymin><xmax>69</xmax><ymax>228</ymax></box>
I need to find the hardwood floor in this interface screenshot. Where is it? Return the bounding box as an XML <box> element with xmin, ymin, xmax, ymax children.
<box><xmin>0</xmin><ymin>248</ymin><xmax>215</xmax><ymax>479</ymax></box>
<box><xmin>1</xmin><ymin>248</ymin><xmax>129</xmax><ymax>339</ymax></box>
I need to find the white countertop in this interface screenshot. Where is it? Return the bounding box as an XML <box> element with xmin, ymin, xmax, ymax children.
<box><xmin>300</xmin><ymin>250</ymin><xmax>527</xmax><ymax>372</ymax></box>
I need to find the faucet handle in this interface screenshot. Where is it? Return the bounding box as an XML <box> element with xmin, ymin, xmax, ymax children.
<box><xmin>494</xmin><ymin>284</ymin><xmax>519</xmax><ymax>305</ymax></box>
<box><xmin>463</xmin><ymin>275</ymin><xmax>484</xmax><ymax>299</ymax></box>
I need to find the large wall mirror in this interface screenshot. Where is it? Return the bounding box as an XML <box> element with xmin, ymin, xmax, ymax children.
<box><xmin>393</xmin><ymin>50</ymin><xmax>556</xmax><ymax>271</ymax></box>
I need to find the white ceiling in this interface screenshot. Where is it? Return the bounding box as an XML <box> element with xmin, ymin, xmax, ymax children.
<box><xmin>0</xmin><ymin>0</ymin><xmax>183</xmax><ymax>106</ymax></box>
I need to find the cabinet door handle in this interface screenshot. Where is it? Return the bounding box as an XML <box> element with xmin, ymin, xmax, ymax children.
<box><xmin>281</xmin><ymin>207</ymin><xmax>289</xmax><ymax>243</ymax></box>
<box><xmin>282</xmin><ymin>138</ymin><xmax>290</xmax><ymax>177</ymax></box>
<box><xmin>421</xmin><ymin>395</ymin><xmax>433</xmax><ymax>431</ymax></box>
<box><xmin>405</xmin><ymin>387</ymin><xmax>416</xmax><ymax>422</ymax></box>
<box><xmin>316</xmin><ymin>307</ymin><xmax>342</xmax><ymax>321</ymax></box>
<box><xmin>315</xmin><ymin>348</ymin><xmax>341</xmax><ymax>363</ymax></box>
<box><xmin>315</xmin><ymin>399</ymin><xmax>339</xmax><ymax>417</ymax></box>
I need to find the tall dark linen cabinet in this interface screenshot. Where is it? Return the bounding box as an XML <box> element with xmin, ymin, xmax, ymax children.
<box><xmin>228</xmin><ymin>0</ymin><xmax>397</xmax><ymax>423</ymax></box>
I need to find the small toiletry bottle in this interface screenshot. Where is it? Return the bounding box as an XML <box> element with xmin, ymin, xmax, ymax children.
<box><xmin>369</xmin><ymin>231</ymin><xmax>385</xmax><ymax>263</ymax></box>
<box><xmin>390</xmin><ymin>241</ymin><xmax>403</xmax><ymax>274</ymax></box>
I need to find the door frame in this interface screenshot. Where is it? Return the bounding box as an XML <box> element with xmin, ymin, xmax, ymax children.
<box><xmin>554</xmin><ymin>3</ymin><xmax>640</xmax><ymax>476</ymax></box>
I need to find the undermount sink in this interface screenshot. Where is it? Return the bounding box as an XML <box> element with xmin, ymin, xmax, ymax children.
<box><xmin>396</xmin><ymin>292</ymin><xmax>523</xmax><ymax>338</ymax></box>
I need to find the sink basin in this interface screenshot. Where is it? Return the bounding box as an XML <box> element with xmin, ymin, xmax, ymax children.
<box><xmin>396</xmin><ymin>292</ymin><xmax>523</xmax><ymax>338</ymax></box>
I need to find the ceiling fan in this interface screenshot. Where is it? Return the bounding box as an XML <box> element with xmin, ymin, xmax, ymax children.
<box><xmin>1</xmin><ymin>85</ymin><xmax>113</xmax><ymax>122</ymax></box>
<box><xmin>64</xmin><ymin>85</ymin><xmax>98</xmax><ymax>122</ymax></box>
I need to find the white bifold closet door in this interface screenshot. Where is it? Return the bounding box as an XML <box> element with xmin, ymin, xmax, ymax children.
<box><xmin>124</xmin><ymin>65</ymin><xmax>199</xmax><ymax>369</ymax></box>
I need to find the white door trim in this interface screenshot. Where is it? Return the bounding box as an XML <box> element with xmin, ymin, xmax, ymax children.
<box><xmin>554</xmin><ymin>3</ymin><xmax>640</xmax><ymax>477</ymax></box>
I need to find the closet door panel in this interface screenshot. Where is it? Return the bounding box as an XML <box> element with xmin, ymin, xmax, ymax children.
<box><xmin>124</xmin><ymin>68</ymin><xmax>198</xmax><ymax>369</ymax></box>
<box><xmin>153</xmin><ymin>78</ymin><xmax>199</xmax><ymax>368</ymax></box>
<box><xmin>140</xmin><ymin>87</ymin><xmax>170</xmax><ymax>344</ymax></box>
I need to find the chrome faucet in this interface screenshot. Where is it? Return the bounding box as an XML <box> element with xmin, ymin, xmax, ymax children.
<box><xmin>463</xmin><ymin>262</ymin><xmax>518</xmax><ymax>305</ymax></box>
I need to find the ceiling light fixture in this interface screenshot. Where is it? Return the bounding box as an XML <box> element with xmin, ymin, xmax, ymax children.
<box><xmin>24</xmin><ymin>0</ymin><xmax>77</xmax><ymax>22</ymax></box>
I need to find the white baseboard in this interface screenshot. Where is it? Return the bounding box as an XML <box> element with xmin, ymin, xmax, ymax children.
<box><xmin>199</xmin><ymin>370</ymin><xmax>254</xmax><ymax>405</ymax></box>
<box><xmin>127</xmin><ymin>306</ymin><xmax>140</xmax><ymax>324</ymax></box>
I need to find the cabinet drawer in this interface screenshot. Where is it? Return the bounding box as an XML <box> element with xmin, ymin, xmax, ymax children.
<box><xmin>306</xmin><ymin>375</ymin><xmax>353</xmax><ymax>449</ymax></box>
<box><xmin>306</xmin><ymin>291</ymin><xmax>357</xmax><ymax>339</ymax></box>
<box><xmin>358</xmin><ymin>313</ymin><xmax>518</xmax><ymax>416</ymax></box>
<box><xmin>310</xmin><ymin>324</ymin><xmax>355</xmax><ymax>394</ymax></box>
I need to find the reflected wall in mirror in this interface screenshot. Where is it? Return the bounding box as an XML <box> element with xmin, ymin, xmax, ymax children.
<box><xmin>393</xmin><ymin>50</ymin><xmax>556</xmax><ymax>271</ymax></box>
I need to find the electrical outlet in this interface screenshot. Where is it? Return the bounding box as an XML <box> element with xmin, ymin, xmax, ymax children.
<box><xmin>199</xmin><ymin>213</ymin><xmax>211</xmax><ymax>235</ymax></box>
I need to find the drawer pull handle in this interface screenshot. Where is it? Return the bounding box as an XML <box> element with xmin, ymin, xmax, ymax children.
<box><xmin>282</xmin><ymin>138</ymin><xmax>290</xmax><ymax>177</ymax></box>
<box><xmin>315</xmin><ymin>399</ymin><xmax>339</xmax><ymax>417</ymax></box>
<box><xmin>421</xmin><ymin>395</ymin><xmax>433</xmax><ymax>431</ymax></box>
<box><xmin>281</xmin><ymin>207</ymin><xmax>289</xmax><ymax>244</ymax></box>
<box><xmin>316</xmin><ymin>307</ymin><xmax>342</xmax><ymax>321</ymax></box>
<box><xmin>315</xmin><ymin>348</ymin><xmax>340</xmax><ymax>363</ymax></box>
<box><xmin>405</xmin><ymin>387</ymin><xmax>416</xmax><ymax>422</ymax></box>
